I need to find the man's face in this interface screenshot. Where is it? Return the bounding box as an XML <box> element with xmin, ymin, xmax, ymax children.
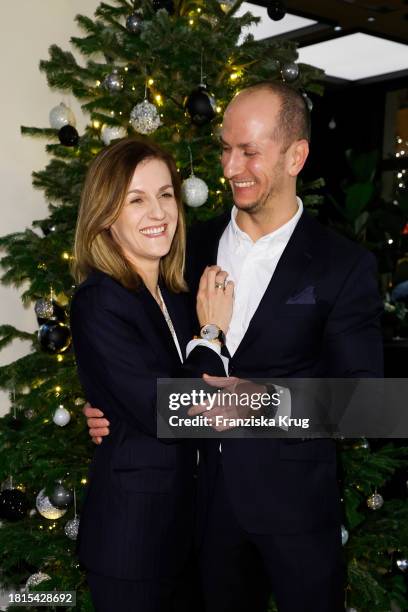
<box><xmin>220</xmin><ymin>91</ymin><xmax>289</xmax><ymax>213</ymax></box>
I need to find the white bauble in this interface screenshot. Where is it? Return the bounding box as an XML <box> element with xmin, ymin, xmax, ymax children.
<box><xmin>53</xmin><ymin>405</ymin><xmax>71</xmax><ymax>427</ymax></box>
<box><xmin>101</xmin><ymin>124</ymin><xmax>127</xmax><ymax>145</ymax></box>
<box><xmin>49</xmin><ymin>102</ymin><xmax>76</xmax><ymax>129</ymax></box>
<box><xmin>181</xmin><ymin>174</ymin><xmax>209</xmax><ymax>208</ymax></box>
<box><xmin>35</xmin><ymin>489</ymin><xmax>67</xmax><ymax>520</ymax></box>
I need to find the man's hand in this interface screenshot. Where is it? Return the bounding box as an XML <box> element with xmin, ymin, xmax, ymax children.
<box><xmin>188</xmin><ymin>374</ymin><xmax>267</xmax><ymax>432</ymax></box>
<box><xmin>82</xmin><ymin>402</ymin><xmax>110</xmax><ymax>444</ymax></box>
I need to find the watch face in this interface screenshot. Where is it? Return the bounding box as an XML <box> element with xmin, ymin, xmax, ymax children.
<box><xmin>200</xmin><ymin>324</ymin><xmax>219</xmax><ymax>341</ymax></box>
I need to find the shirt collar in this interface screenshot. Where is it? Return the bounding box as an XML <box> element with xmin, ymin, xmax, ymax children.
<box><xmin>230</xmin><ymin>197</ymin><xmax>304</xmax><ymax>245</ymax></box>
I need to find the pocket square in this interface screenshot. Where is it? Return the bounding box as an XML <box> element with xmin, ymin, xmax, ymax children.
<box><xmin>286</xmin><ymin>285</ymin><xmax>316</xmax><ymax>304</ymax></box>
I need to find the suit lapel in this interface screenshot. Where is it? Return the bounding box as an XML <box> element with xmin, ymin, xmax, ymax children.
<box><xmin>232</xmin><ymin>211</ymin><xmax>318</xmax><ymax>362</ymax></box>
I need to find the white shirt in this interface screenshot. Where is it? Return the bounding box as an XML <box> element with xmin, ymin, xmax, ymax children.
<box><xmin>218</xmin><ymin>197</ymin><xmax>303</xmax><ymax>355</ymax></box>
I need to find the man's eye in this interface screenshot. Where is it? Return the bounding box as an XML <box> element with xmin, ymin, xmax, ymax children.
<box><xmin>244</xmin><ymin>151</ymin><xmax>257</xmax><ymax>157</ymax></box>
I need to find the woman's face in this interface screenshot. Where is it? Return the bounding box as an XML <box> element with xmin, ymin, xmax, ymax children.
<box><xmin>110</xmin><ymin>158</ymin><xmax>179</xmax><ymax>269</ymax></box>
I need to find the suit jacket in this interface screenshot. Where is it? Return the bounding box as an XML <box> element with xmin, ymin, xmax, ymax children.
<box><xmin>187</xmin><ymin>209</ymin><xmax>384</xmax><ymax>536</ymax></box>
<box><xmin>70</xmin><ymin>269</ymin><xmax>225</xmax><ymax>580</ymax></box>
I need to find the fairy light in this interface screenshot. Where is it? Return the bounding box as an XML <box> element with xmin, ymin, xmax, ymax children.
<box><xmin>216</xmin><ymin>106</ymin><xmax>222</xmax><ymax>113</ymax></box>
<box><xmin>220</xmin><ymin>177</ymin><xmax>226</xmax><ymax>184</ymax></box>
<box><xmin>124</xmin><ymin>66</ymin><xmax>129</xmax><ymax>72</ymax></box>
<box><xmin>148</xmin><ymin>78</ymin><xmax>154</xmax><ymax>85</ymax></box>
<box><xmin>56</xmin><ymin>355</ymin><xmax>64</xmax><ymax>363</ymax></box>
<box><xmin>189</xmin><ymin>18</ymin><xmax>194</xmax><ymax>25</ymax></box>
<box><xmin>81</xmin><ymin>478</ymin><xmax>87</xmax><ymax>485</ymax></box>
<box><xmin>92</xmin><ymin>120</ymin><xmax>101</xmax><ymax>129</ymax></box>
<box><xmin>95</xmin><ymin>80</ymin><xmax>101</xmax><ymax>87</ymax></box>
<box><xmin>62</xmin><ymin>252</ymin><xmax>70</xmax><ymax>260</ymax></box>
<box><xmin>155</xmin><ymin>94</ymin><xmax>163</xmax><ymax>105</ymax></box>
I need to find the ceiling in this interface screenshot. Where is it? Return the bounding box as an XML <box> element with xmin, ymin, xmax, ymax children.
<box><xmin>253</xmin><ymin>0</ymin><xmax>408</xmax><ymax>44</ymax></box>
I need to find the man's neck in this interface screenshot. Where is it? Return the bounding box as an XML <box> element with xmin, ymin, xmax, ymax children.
<box><xmin>235</xmin><ymin>195</ymin><xmax>299</xmax><ymax>242</ymax></box>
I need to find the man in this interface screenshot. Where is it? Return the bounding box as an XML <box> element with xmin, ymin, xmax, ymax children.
<box><xmin>84</xmin><ymin>82</ymin><xmax>384</xmax><ymax>611</ymax></box>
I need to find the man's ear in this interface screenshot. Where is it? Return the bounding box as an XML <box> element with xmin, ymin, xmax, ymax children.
<box><xmin>288</xmin><ymin>140</ymin><xmax>309</xmax><ymax>177</ymax></box>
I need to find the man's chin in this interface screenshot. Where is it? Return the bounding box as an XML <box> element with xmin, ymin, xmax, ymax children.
<box><xmin>233</xmin><ymin>199</ymin><xmax>261</xmax><ymax>214</ymax></box>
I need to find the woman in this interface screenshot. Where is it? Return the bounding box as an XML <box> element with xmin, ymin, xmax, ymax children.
<box><xmin>70</xmin><ymin>138</ymin><xmax>233</xmax><ymax>612</ymax></box>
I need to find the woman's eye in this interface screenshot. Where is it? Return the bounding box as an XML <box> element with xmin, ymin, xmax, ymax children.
<box><xmin>161</xmin><ymin>192</ymin><xmax>174</xmax><ymax>198</ymax></box>
<box><xmin>130</xmin><ymin>197</ymin><xmax>143</xmax><ymax>204</ymax></box>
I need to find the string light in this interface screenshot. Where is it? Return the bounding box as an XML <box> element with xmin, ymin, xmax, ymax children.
<box><xmin>148</xmin><ymin>78</ymin><xmax>154</xmax><ymax>85</ymax></box>
<box><xmin>92</xmin><ymin>120</ymin><xmax>101</xmax><ymax>129</ymax></box>
<box><xmin>95</xmin><ymin>80</ymin><xmax>101</xmax><ymax>87</ymax></box>
<box><xmin>62</xmin><ymin>252</ymin><xmax>70</xmax><ymax>260</ymax></box>
<box><xmin>56</xmin><ymin>355</ymin><xmax>64</xmax><ymax>363</ymax></box>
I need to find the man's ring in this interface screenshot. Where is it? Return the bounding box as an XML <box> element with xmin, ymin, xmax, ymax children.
<box><xmin>215</xmin><ymin>281</ymin><xmax>225</xmax><ymax>289</ymax></box>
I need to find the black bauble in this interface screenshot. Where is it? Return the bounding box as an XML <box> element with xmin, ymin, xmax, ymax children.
<box><xmin>267</xmin><ymin>1</ymin><xmax>286</xmax><ymax>21</ymax></box>
<box><xmin>38</xmin><ymin>322</ymin><xmax>71</xmax><ymax>354</ymax></box>
<box><xmin>58</xmin><ymin>125</ymin><xmax>79</xmax><ymax>147</ymax></box>
<box><xmin>49</xmin><ymin>482</ymin><xmax>73</xmax><ymax>509</ymax></box>
<box><xmin>185</xmin><ymin>86</ymin><xmax>216</xmax><ymax>126</ymax></box>
<box><xmin>152</xmin><ymin>0</ymin><xmax>174</xmax><ymax>14</ymax></box>
<box><xmin>0</xmin><ymin>489</ymin><xmax>28</xmax><ymax>521</ymax></box>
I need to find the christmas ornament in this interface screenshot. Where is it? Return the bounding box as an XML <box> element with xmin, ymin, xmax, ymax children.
<box><xmin>130</xmin><ymin>99</ymin><xmax>161</xmax><ymax>135</ymax></box>
<box><xmin>0</xmin><ymin>488</ymin><xmax>28</xmax><ymax>521</ymax></box>
<box><xmin>65</xmin><ymin>516</ymin><xmax>80</xmax><ymax>540</ymax></box>
<box><xmin>104</xmin><ymin>69</ymin><xmax>124</xmax><ymax>93</ymax></box>
<box><xmin>218</xmin><ymin>0</ymin><xmax>234</xmax><ymax>11</ymax></box>
<box><xmin>74</xmin><ymin>397</ymin><xmax>85</xmax><ymax>406</ymax></box>
<box><xmin>341</xmin><ymin>525</ymin><xmax>349</xmax><ymax>546</ymax></box>
<box><xmin>281</xmin><ymin>62</ymin><xmax>299</xmax><ymax>82</ymax></box>
<box><xmin>38</xmin><ymin>322</ymin><xmax>71</xmax><ymax>354</ymax></box>
<box><xmin>185</xmin><ymin>84</ymin><xmax>216</xmax><ymax>126</ymax></box>
<box><xmin>367</xmin><ymin>492</ymin><xmax>384</xmax><ymax>510</ymax></box>
<box><xmin>35</xmin><ymin>298</ymin><xmax>66</xmax><ymax>325</ymax></box>
<box><xmin>25</xmin><ymin>409</ymin><xmax>36</xmax><ymax>420</ymax></box>
<box><xmin>101</xmin><ymin>124</ymin><xmax>127</xmax><ymax>146</ymax></box>
<box><xmin>49</xmin><ymin>481</ymin><xmax>73</xmax><ymax>509</ymax></box>
<box><xmin>396</xmin><ymin>558</ymin><xmax>408</xmax><ymax>572</ymax></box>
<box><xmin>267</xmin><ymin>1</ymin><xmax>286</xmax><ymax>21</ymax></box>
<box><xmin>182</xmin><ymin>176</ymin><xmax>208</xmax><ymax>208</ymax></box>
<box><xmin>152</xmin><ymin>0</ymin><xmax>174</xmax><ymax>14</ymax></box>
<box><xmin>53</xmin><ymin>406</ymin><xmax>71</xmax><ymax>427</ymax></box>
<box><xmin>126</xmin><ymin>11</ymin><xmax>144</xmax><ymax>33</ymax></box>
<box><xmin>49</xmin><ymin>102</ymin><xmax>76</xmax><ymax>130</ymax></box>
<box><xmin>58</xmin><ymin>125</ymin><xmax>79</xmax><ymax>147</ymax></box>
<box><xmin>25</xmin><ymin>573</ymin><xmax>51</xmax><ymax>590</ymax></box>
<box><xmin>35</xmin><ymin>489</ymin><xmax>67</xmax><ymax>520</ymax></box>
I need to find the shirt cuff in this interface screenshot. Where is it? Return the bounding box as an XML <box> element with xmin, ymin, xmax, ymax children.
<box><xmin>186</xmin><ymin>339</ymin><xmax>229</xmax><ymax>375</ymax></box>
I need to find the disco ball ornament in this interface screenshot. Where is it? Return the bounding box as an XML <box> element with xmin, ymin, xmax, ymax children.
<box><xmin>367</xmin><ymin>492</ymin><xmax>384</xmax><ymax>510</ymax></box>
<box><xmin>0</xmin><ymin>489</ymin><xmax>28</xmax><ymax>521</ymax></box>
<box><xmin>267</xmin><ymin>0</ymin><xmax>286</xmax><ymax>21</ymax></box>
<box><xmin>49</xmin><ymin>481</ymin><xmax>73</xmax><ymax>509</ymax></box>
<box><xmin>396</xmin><ymin>558</ymin><xmax>408</xmax><ymax>572</ymax></box>
<box><xmin>101</xmin><ymin>124</ymin><xmax>127</xmax><ymax>145</ymax></box>
<box><xmin>341</xmin><ymin>525</ymin><xmax>349</xmax><ymax>546</ymax></box>
<box><xmin>181</xmin><ymin>175</ymin><xmax>209</xmax><ymax>208</ymax></box>
<box><xmin>58</xmin><ymin>125</ymin><xmax>79</xmax><ymax>147</ymax></box>
<box><xmin>130</xmin><ymin>99</ymin><xmax>161</xmax><ymax>135</ymax></box>
<box><xmin>34</xmin><ymin>298</ymin><xmax>66</xmax><ymax>325</ymax></box>
<box><xmin>104</xmin><ymin>68</ymin><xmax>124</xmax><ymax>93</ymax></box>
<box><xmin>125</xmin><ymin>11</ymin><xmax>143</xmax><ymax>33</ymax></box>
<box><xmin>281</xmin><ymin>62</ymin><xmax>299</xmax><ymax>82</ymax></box>
<box><xmin>64</xmin><ymin>516</ymin><xmax>80</xmax><ymax>540</ymax></box>
<box><xmin>36</xmin><ymin>489</ymin><xmax>67</xmax><ymax>520</ymax></box>
<box><xmin>49</xmin><ymin>102</ymin><xmax>76</xmax><ymax>130</ymax></box>
<box><xmin>185</xmin><ymin>85</ymin><xmax>216</xmax><ymax>126</ymax></box>
<box><xmin>38</xmin><ymin>322</ymin><xmax>71</xmax><ymax>354</ymax></box>
<box><xmin>25</xmin><ymin>572</ymin><xmax>51</xmax><ymax>590</ymax></box>
<box><xmin>53</xmin><ymin>406</ymin><xmax>71</xmax><ymax>427</ymax></box>
<box><xmin>152</xmin><ymin>0</ymin><xmax>174</xmax><ymax>13</ymax></box>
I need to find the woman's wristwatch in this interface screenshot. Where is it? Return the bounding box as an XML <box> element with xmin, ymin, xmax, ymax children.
<box><xmin>198</xmin><ymin>323</ymin><xmax>226</xmax><ymax>346</ymax></box>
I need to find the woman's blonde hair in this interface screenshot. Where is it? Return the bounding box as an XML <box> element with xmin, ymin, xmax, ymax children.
<box><xmin>72</xmin><ymin>137</ymin><xmax>187</xmax><ymax>292</ymax></box>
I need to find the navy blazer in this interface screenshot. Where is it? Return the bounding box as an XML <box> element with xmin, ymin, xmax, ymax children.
<box><xmin>70</xmin><ymin>270</ymin><xmax>225</xmax><ymax>580</ymax></box>
<box><xmin>187</xmin><ymin>209</ymin><xmax>384</xmax><ymax>536</ymax></box>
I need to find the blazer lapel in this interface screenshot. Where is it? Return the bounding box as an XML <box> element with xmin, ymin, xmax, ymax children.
<box><xmin>232</xmin><ymin>211</ymin><xmax>318</xmax><ymax>362</ymax></box>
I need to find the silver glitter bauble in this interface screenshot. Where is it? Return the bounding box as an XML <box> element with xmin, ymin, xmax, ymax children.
<box><xmin>281</xmin><ymin>62</ymin><xmax>299</xmax><ymax>82</ymax></box>
<box><xmin>64</xmin><ymin>516</ymin><xmax>80</xmax><ymax>540</ymax></box>
<box><xmin>396</xmin><ymin>558</ymin><xmax>408</xmax><ymax>572</ymax></box>
<box><xmin>53</xmin><ymin>406</ymin><xmax>71</xmax><ymax>427</ymax></box>
<box><xmin>130</xmin><ymin>99</ymin><xmax>161</xmax><ymax>135</ymax></box>
<box><xmin>36</xmin><ymin>489</ymin><xmax>67</xmax><ymax>520</ymax></box>
<box><xmin>341</xmin><ymin>524</ymin><xmax>349</xmax><ymax>546</ymax></box>
<box><xmin>126</xmin><ymin>11</ymin><xmax>143</xmax><ymax>33</ymax></box>
<box><xmin>49</xmin><ymin>481</ymin><xmax>73</xmax><ymax>509</ymax></box>
<box><xmin>49</xmin><ymin>102</ymin><xmax>76</xmax><ymax>129</ymax></box>
<box><xmin>104</xmin><ymin>69</ymin><xmax>124</xmax><ymax>93</ymax></box>
<box><xmin>34</xmin><ymin>298</ymin><xmax>54</xmax><ymax>320</ymax></box>
<box><xmin>25</xmin><ymin>409</ymin><xmax>35</xmax><ymax>420</ymax></box>
<box><xmin>367</xmin><ymin>492</ymin><xmax>384</xmax><ymax>510</ymax></box>
<box><xmin>101</xmin><ymin>124</ymin><xmax>127</xmax><ymax>145</ymax></box>
<box><xmin>181</xmin><ymin>174</ymin><xmax>209</xmax><ymax>208</ymax></box>
<box><xmin>25</xmin><ymin>572</ymin><xmax>51</xmax><ymax>590</ymax></box>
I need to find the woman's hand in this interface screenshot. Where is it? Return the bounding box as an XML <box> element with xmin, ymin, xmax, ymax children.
<box><xmin>196</xmin><ymin>265</ymin><xmax>234</xmax><ymax>333</ymax></box>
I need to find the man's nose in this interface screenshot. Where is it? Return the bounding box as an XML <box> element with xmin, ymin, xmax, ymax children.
<box><xmin>222</xmin><ymin>150</ymin><xmax>243</xmax><ymax>179</ymax></box>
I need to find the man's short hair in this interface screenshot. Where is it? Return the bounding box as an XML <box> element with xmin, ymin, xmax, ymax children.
<box><xmin>239</xmin><ymin>81</ymin><xmax>311</xmax><ymax>148</ymax></box>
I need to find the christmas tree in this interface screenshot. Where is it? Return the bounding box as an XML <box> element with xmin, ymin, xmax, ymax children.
<box><xmin>0</xmin><ymin>1</ymin><xmax>407</xmax><ymax>610</ymax></box>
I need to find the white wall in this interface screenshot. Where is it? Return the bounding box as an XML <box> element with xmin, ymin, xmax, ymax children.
<box><xmin>0</xmin><ymin>1</ymin><xmax>101</xmax><ymax>416</ymax></box>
